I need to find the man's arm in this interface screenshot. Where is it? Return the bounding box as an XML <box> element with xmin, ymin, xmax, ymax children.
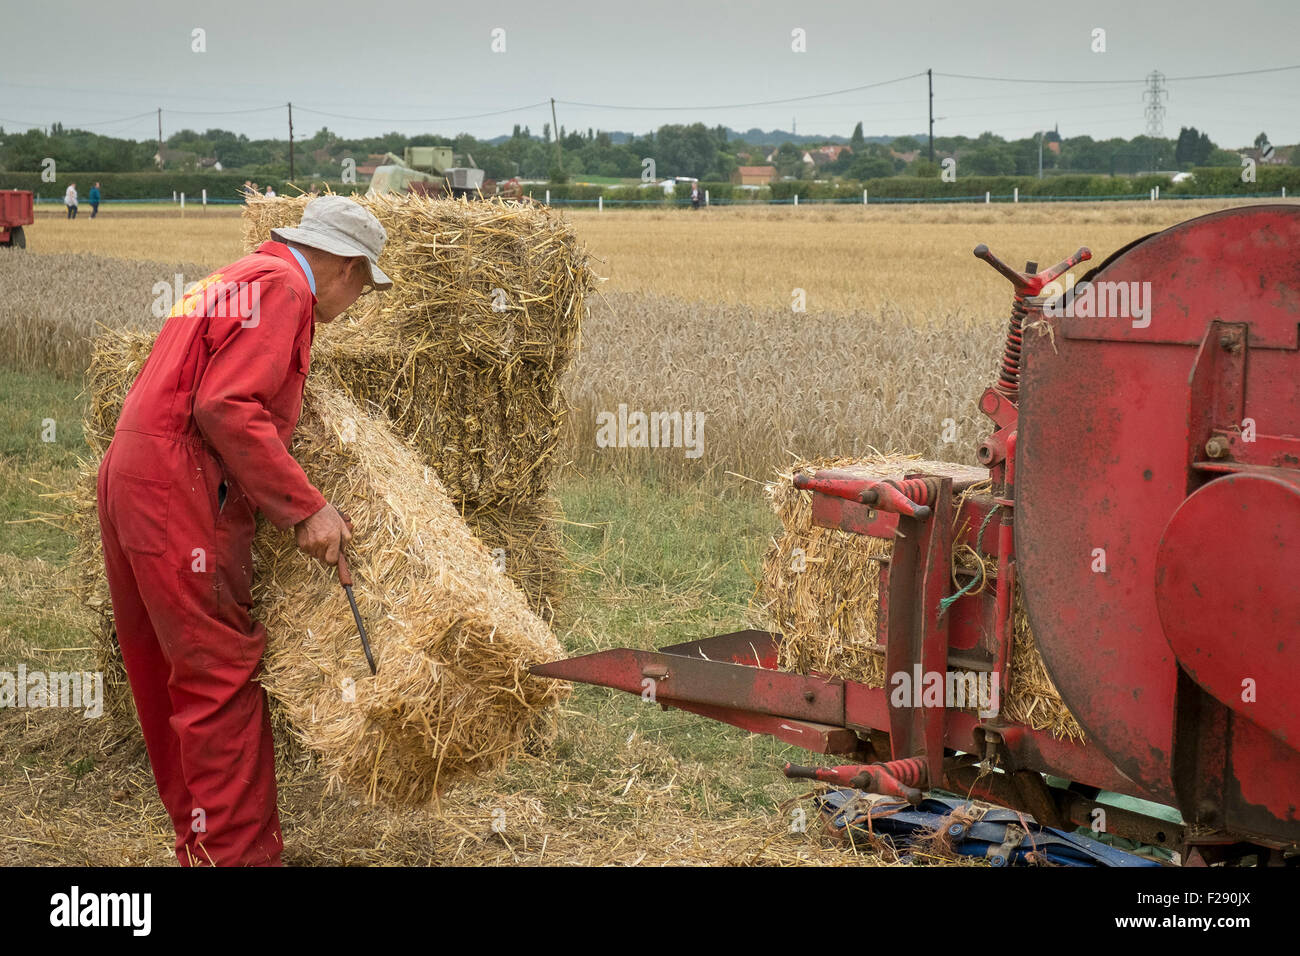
<box><xmin>192</xmin><ymin>272</ymin><xmax>327</xmax><ymax>530</ymax></box>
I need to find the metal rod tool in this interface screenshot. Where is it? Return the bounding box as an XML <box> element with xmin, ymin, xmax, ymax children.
<box><xmin>336</xmin><ymin>513</ymin><xmax>376</xmax><ymax>675</ymax></box>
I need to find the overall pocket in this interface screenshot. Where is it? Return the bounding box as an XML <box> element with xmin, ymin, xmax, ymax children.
<box><xmin>112</xmin><ymin>473</ymin><xmax>171</xmax><ymax>556</ymax></box>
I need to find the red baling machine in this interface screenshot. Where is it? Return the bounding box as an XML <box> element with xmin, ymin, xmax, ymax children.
<box><xmin>535</xmin><ymin>205</ymin><xmax>1300</xmax><ymax>863</ymax></box>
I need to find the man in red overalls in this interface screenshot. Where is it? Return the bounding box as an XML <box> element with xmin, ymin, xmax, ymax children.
<box><xmin>98</xmin><ymin>196</ymin><xmax>391</xmax><ymax>866</ymax></box>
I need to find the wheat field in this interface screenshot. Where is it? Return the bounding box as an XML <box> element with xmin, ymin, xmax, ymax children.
<box><xmin>26</xmin><ymin>198</ymin><xmax>1268</xmax><ymax>314</ymax></box>
<box><xmin>10</xmin><ymin>198</ymin><xmax>1283</xmax><ymax>486</ymax></box>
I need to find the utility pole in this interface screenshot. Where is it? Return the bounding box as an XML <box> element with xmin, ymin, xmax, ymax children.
<box><xmin>927</xmin><ymin>69</ymin><xmax>934</xmax><ymax>163</ymax></box>
<box><xmin>288</xmin><ymin>101</ymin><xmax>294</xmax><ymax>182</ymax></box>
<box><xmin>1143</xmin><ymin>70</ymin><xmax>1167</xmax><ymax>137</ymax></box>
<box><xmin>1143</xmin><ymin>70</ymin><xmax>1167</xmax><ymax>173</ymax></box>
<box><xmin>157</xmin><ymin>108</ymin><xmax>163</xmax><ymax>168</ymax></box>
<box><xmin>1038</xmin><ymin>131</ymin><xmax>1044</xmax><ymax>179</ymax></box>
<box><xmin>550</xmin><ymin>97</ymin><xmax>562</xmax><ymax>172</ymax></box>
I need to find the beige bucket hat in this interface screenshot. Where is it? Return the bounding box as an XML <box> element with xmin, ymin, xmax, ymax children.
<box><xmin>271</xmin><ymin>195</ymin><xmax>392</xmax><ymax>290</ymax></box>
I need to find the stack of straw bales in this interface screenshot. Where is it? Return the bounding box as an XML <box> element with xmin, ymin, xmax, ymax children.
<box><xmin>77</xmin><ymin>327</ymin><xmax>567</xmax><ymax>803</ymax></box>
<box><xmin>242</xmin><ymin>193</ymin><xmax>593</xmax><ymax>620</ymax></box>
<box><xmin>761</xmin><ymin>455</ymin><xmax>1085</xmax><ymax>741</ymax></box>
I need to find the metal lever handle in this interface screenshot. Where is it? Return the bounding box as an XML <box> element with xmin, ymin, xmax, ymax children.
<box><xmin>336</xmin><ymin>550</ymin><xmax>353</xmax><ymax>587</ymax></box>
<box><xmin>973</xmin><ymin>243</ymin><xmax>1092</xmax><ymax>295</ymax></box>
<box><xmin>784</xmin><ymin>758</ymin><xmax>926</xmax><ymax>805</ymax></box>
<box><xmin>858</xmin><ymin>480</ymin><xmax>933</xmax><ymax>520</ymax></box>
<box><xmin>335</xmin><ymin>512</ymin><xmax>355</xmax><ymax>584</ymax></box>
<box><xmin>793</xmin><ymin>473</ymin><xmax>934</xmax><ymax>520</ymax></box>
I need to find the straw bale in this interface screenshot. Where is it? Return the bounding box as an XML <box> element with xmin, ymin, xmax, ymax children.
<box><xmin>74</xmin><ymin>327</ymin><xmax>567</xmax><ymax>803</ymax></box>
<box><xmin>254</xmin><ymin>376</ymin><xmax>566</xmax><ymax>802</ymax></box>
<box><xmin>241</xmin><ymin>192</ymin><xmax>592</xmax><ymax>505</ymax></box>
<box><xmin>315</xmin><ymin>318</ymin><xmax>568</xmax><ymax>505</ymax></box>
<box><xmin>761</xmin><ymin>455</ymin><xmax>1085</xmax><ymax>741</ymax></box>
<box><xmin>458</xmin><ymin>495</ymin><xmax>565</xmax><ymax>624</ymax></box>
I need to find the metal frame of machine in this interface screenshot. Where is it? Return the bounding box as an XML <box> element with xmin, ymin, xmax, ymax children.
<box><xmin>534</xmin><ymin>205</ymin><xmax>1300</xmax><ymax>864</ymax></box>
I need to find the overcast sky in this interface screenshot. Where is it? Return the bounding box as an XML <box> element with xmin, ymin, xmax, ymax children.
<box><xmin>2</xmin><ymin>0</ymin><xmax>1297</xmax><ymax>147</ymax></box>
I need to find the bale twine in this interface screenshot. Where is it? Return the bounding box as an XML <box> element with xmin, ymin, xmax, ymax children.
<box><xmin>760</xmin><ymin>455</ymin><xmax>1085</xmax><ymax>741</ymax></box>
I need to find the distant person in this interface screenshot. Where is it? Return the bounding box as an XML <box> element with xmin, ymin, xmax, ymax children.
<box><xmin>250</xmin><ymin>182</ymin><xmax>260</xmax><ymax>197</ymax></box>
<box><xmin>65</xmin><ymin>182</ymin><xmax>78</xmax><ymax>219</ymax></box>
<box><xmin>264</xmin><ymin>185</ymin><xmax>276</xmax><ymax>198</ymax></box>
<box><xmin>89</xmin><ymin>182</ymin><xmax>102</xmax><ymax>218</ymax></box>
<box><xmin>690</xmin><ymin>182</ymin><xmax>701</xmax><ymax>210</ymax></box>
<box><xmin>308</xmin><ymin>183</ymin><xmax>320</xmax><ymax>198</ymax></box>
<box><xmin>242</xmin><ymin>180</ymin><xmax>254</xmax><ymax>200</ymax></box>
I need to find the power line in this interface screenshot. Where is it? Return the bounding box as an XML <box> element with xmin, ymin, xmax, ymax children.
<box><xmin>1161</xmin><ymin>64</ymin><xmax>1300</xmax><ymax>82</ymax></box>
<box><xmin>936</xmin><ymin>64</ymin><xmax>1300</xmax><ymax>85</ymax></box>
<box><xmin>0</xmin><ymin>78</ymin><xmax>302</xmax><ymax>108</ymax></box>
<box><xmin>293</xmin><ymin>102</ymin><xmax>550</xmax><ymax>124</ymax></box>
<box><xmin>557</xmin><ymin>72</ymin><xmax>927</xmax><ymax>111</ymax></box>
<box><xmin>164</xmin><ymin>105</ymin><xmax>286</xmax><ymax>117</ymax></box>
<box><xmin>936</xmin><ymin>71</ymin><xmax>1141</xmax><ymax>86</ymax></box>
<box><xmin>0</xmin><ymin>109</ymin><xmax>160</xmax><ymax>130</ymax></box>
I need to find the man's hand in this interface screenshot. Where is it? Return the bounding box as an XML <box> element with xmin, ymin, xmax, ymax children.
<box><xmin>295</xmin><ymin>502</ymin><xmax>353</xmax><ymax>566</ymax></box>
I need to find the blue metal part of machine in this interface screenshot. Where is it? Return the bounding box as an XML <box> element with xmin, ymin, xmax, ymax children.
<box><xmin>816</xmin><ymin>789</ymin><xmax>1164</xmax><ymax>867</ymax></box>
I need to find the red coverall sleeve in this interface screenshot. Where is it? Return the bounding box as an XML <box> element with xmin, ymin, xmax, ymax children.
<box><xmin>193</xmin><ymin>276</ymin><xmax>327</xmax><ymax>530</ymax></box>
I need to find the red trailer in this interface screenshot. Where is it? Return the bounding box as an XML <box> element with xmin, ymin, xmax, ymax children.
<box><xmin>0</xmin><ymin>189</ymin><xmax>34</xmax><ymax>248</ymax></box>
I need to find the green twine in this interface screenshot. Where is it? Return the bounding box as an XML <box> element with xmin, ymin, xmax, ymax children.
<box><xmin>938</xmin><ymin>503</ymin><xmax>1002</xmax><ymax>615</ymax></box>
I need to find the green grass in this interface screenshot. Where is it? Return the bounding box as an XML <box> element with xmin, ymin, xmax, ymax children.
<box><xmin>556</xmin><ymin>471</ymin><xmax>775</xmax><ymax>651</ymax></box>
<box><xmin>548</xmin><ymin>472</ymin><xmax>824</xmax><ymax>815</ymax></box>
<box><xmin>0</xmin><ymin>368</ymin><xmax>93</xmax><ymax>666</ymax></box>
<box><xmin>0</xmin><ymin>368</ymin><xmax>85</xmax><ymax>563</ymax></box>
<box><xmin>569</xmin><ymin>175</ymin><xmax>637</xmax><ymax>186</ymax></box>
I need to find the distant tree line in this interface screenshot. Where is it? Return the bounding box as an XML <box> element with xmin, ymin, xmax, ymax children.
<box><xmin>0</xmin><ymin>120</ymin><xmax>1291</xmax><ymax>183</ymax></box>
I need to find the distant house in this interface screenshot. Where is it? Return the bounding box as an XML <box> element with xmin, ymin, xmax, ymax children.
<box><xmin>801</xmin><ymin>144</ymin><xmax>852</xmax><ymax>166</ymax></box>
<box><xmin>154</xmin><ymin>147</ymin><xmax>198</xmax><ymax>170</ymax></box>
<box><xmin>890</xmin><ymin>149</ymin><xmax>920</xmax><ymax>164</ymax></box>
<box><xmin>198</xmin><ymin>157</ymin><xmax>224</xmax><ymax>171</ymax></box>
<box><xmin>356</xmin><ymin>152</ymin><xmax>389</xmax><ymax>177</ymax></box>
<box><xmin>1243</xmin><ymin>145</ymin><xmax>1289</xmax><ymax>165</ymax></box>
<box><xmin>732</xmin><ymin>165</ymin><xmax>777</xmax><ymax>186</ymax></box>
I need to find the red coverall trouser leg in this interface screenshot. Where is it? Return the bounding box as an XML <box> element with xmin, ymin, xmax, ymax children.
<box><xmin>98</xmin><ymin>428</ymin><xmax>282</xmax><ymax>867</ymax></box>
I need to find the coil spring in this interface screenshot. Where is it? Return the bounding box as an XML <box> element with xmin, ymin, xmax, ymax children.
<box><xmin>871</xmin><ymin>756</ymin><xmax>928</xmax><ymax>787</ymax></box>
<box><xmin>995</xmin><ymin>293</ymin><xmax>1027</xmax><ymax>399</ymax></box>
<box><xmin>889</xmin><ymin>476</ymin><xmax>944</xmax><ymax>506</ymax></box>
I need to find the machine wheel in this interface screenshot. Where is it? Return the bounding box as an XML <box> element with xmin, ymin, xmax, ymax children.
<box><xmin>7</xmin><ymin>226</ymin><xmax>25</xmax><ymax>249</ymax></box>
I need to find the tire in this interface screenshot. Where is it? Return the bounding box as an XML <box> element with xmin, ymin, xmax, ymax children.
<box><xmin>9</xmin><ymin>226</ymin><xmax>24</xmax><ymax>249</ymax></box>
